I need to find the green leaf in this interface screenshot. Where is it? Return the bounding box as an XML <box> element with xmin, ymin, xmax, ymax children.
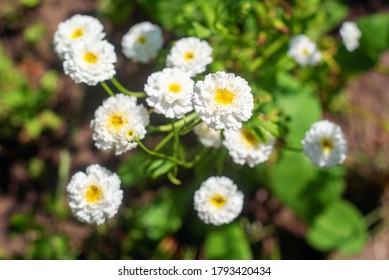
<box><xmin>135</xmin><ymin>188</ymin><xmax>189</xmax><ymax>240</ymax></box>
<box><xmin>357</xmin><ymin>14</ymin><xmax>389</xmax><ymax>59</ymax></box>
<box><xmin>269</xmin><ymin>151</ymin><xmax>345</xmax><ymax>221</ymax></box>
<box><xmin>307</xmin><ymin>200</ymin><xmax>368</xmax><ymax>254</ymax></box>
<box><xmin>144</xmin><ymin>159</ymin><xmax>176</xmax><ymax>180</ymax></box>
<box><xmin>118</xmin><ymin>152</ymin><xmax>148</xmax><ymax>187</ymax></box>
<box><xmin>190</xmin><ymin>22</ymin><xmax>212</xmax><ymax>38</ymax></box>
<box><xmin>274</xmin><ymin>72</ymin><xmax>322</xmax><ymax>148</ymax></box>
<box><xmin>205</xmin><ymin>223</ymin><xmax>252</xmax><ymax>260</ymax></box>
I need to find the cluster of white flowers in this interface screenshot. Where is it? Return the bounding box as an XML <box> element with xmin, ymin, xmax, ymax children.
<box><xmin>144</xmin><ymin>68</ymin><xmax>194</xmax><ymax>119</ymax></box>
<box><xmin>166</xmin><ymin>37</ymin><xmax>213</xmax><ymax>77</ymax></box>
<box><xmin>193</xmin><ymin>71</ymin><xmax>254</xmax><ymax>130</ymax></box>
<box><xmin>223</xmin><ymin>128</ymin><xmax>275</xmax><ymax>167</ymax></box>
<box><xmin>288</xmin><ymin>35</ymin><xmax>322</xmax><ymax>66</ymax></box>
<box><xmin>194</xmin><ymin>176</ymin><xmax>244</xmax><ymax>226</ymax></box>
<box><xmin>339</xmin><ymin>21</ymin><xmax>361</xmax><ymax>52</ymax></box>
<box><xmin>54</xmin><ymin>14</ymin><xmax>117</xmax><ymax>85</ymax></box>
<box><xmin>302</xmin><ymin>120</ymin><xmax>347</xmax><ymax>168</ymax></box>
<box><xmin>66</xmin><ymin>164</ymin><xmax>123</xmax><ymax>225</ymax></box>
<box><xmin>90</xmin><ymin>93</ymin><xmax>150</xmax><ymax>155</ymax></box>
<box><xmin>121</xmin><ymin>21</ymin><xmax>164</xmax><ymax>63</ymax></box>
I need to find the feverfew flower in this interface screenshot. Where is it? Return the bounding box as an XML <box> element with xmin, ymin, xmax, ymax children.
<box><xmin>288</xmin><ymin>35</ymin><xmax>321</xmax><ymax>66</ymax></box>
<box><xmin>339</xmin><ymin>21</ymin><xmax>361</xmax><ymax>52</ymax></box>
<box><xmin>223</xmin><ymin>128</ymin><xmax>275</xmax><ymax>167</ymax></box>
<box><xmin>144</xmin><ymin>68</ymin><xmax>194</xmax><ymax>119</ymax></box>
<box><xmin>90</xmin><ymin>93</ymin><xmax>149</xmax><ymax>155</ymax></box>
<box><xmin>121</xmin><ymin>21</ymin><xmax>163</xmax><ymax>63</ymax></box>
<box><xmin>194</xmin><ymin>176</ymin><xmax>244</xmax><ymax>226</ymax></box>
<box><xmin>302</xmin><ymin>120</ymin><xmax>347</xmax><ymax>168</ymax></box>
<box><xmin>66</xmin><ymin>164</ymin><xmax>123</xmax><ymax>225</ymax></box>
<box><xmin>63</xmin><ymin>39</ymin><xmax>117</xmax><ymax>86</ymax></box>
<box><xmin>166</xmin><ymin>37</ymin><xmax>212</xmax><ymax>77</ymax></box>
<box><xmin>53</xmin><ymin>14</ymin><xmax>105</xmax><ymax>59</ymax></box>
<box><xmin>193</xmin><ymin>122</ymin><xmax>222</xmax><ymax>148</ymax></box>
<box><xmin>193</xmin><ymin>71</ymin><xmax>254</xmax><ymax>130</ymax></box>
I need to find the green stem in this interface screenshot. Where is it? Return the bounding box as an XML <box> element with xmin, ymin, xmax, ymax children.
<box><xmin>101</xmin><ymin>81</ymin><xmax>114</xmax><ymax>96</ymax></box>
<box><xmin>148</xmin><ymin>112</ymin><xmax>199</xmax><ymax>133</ymax></box>
<box><xmin>136</xmin><ymin>139</ymin><xmax>192</xmax><ymax>168</ymax></box>
<box><xmin>110</xmin><ymin>77</ymin><xmax>145</xmax><ymax>98</ymax></box>
<box><xmin>179</xmin><ymin>118</ymin><xmax>202</xmax><ymax>135</ymax></box>
<box><xmin>154</xmin><ymin>131</ymin><xmax>174</xmax><ymax>152</ymax></box>
<box><xmin>364</xmin><ymin>206</ymin><xmax>384</xmax><ymax>227</ymax></box>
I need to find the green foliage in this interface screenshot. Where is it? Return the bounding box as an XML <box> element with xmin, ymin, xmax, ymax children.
<box><xmin>0</xmin><ymin>44</ymin><xmax>62</xmax><ymax>140</ymax></box>
<box><xmin>307</xmin><ymin>200</ymin><xmax>368</xmax><ymax>254</ymax></box>
<box><xmin>205</xmin><ymin>222</ymin><xmax>252</xmax><ymax>260</ymax></box>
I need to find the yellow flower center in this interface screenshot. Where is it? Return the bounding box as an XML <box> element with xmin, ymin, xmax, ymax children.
<box><xmin>210</xmin><ymin>194</ymin><xmax>227</xmax><ymax>208</ymax></box>
<box><xmin>241</xmin><ymin>128</ymin><xmax>259</xmax><ymax>148</ymax></box>
<box><xmin>125</xmin><ymin>129</ymin><xmax>137</xmax><ymax>142</ymax></box>
<box><xmin>83</xmin><ymin>51</ymin><xmax>98</xmax><ymax>64</ymax></box>
<box><xmin>137</xmin><ymin>35</ymin><xmax>147</xmax><ymax>45</ymax></box>
<box><xmin>214</xmin><ymin>88</ymin><xmax>236</xmax><ymax>105</ymax></box>
<box><xmin>107</xmin><ymin>112</ymin><xmax>127</xmax><ymax>132</ymax></box>
<box><xmin>321</xmin><ymin>138</ymin><xmax>333</xmax><ymax>154</ymax></box>
<box><xmin>71</xmin><ymin>28</ymin><xmax>84</xmax><ymax>39</ymax></box>
<box><xmin>184</xmin><ymin>51</ymin><xmax>195</xmax><ymax>61</ymax></box>
<box><xmin>302</xmin><ymin>47</ymin><xmax>309</xmax><ymax>56</ymax></box>
<box><xmin>168</xmin><ymin>83</ymin><xmax>181</xmax><ymax>93</ymax></box>
<box><xmin>85</xmin><ymin>184</ymin><xmax>103</xmax><ymax>203</ymax></box>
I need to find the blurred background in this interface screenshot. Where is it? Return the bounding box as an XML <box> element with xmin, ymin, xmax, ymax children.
<box><xmin>1</xmin><ymin>0</ymin><xmax>389</xmax><ymax>259</ymax></box>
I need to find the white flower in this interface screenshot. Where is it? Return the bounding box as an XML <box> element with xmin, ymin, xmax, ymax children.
<box><xmin>66</xmin><ymin>164</ymin><xmax>123</xmax><ymax>225</ymax></box>
<box><xmin>166</xmin><ymin>37</ymin><xmax>212</xmax><ymax>77</ymax></box>
<box><xmin>302</xmin><ymin>120</ymin><xmax>347</xmax><ymax>168</ymax></box>
<box><xmin>288</xmin><ymin>35</ymin><xmax>321</xmax><ymax>66</ymax></box>
<box><xmin>194</xmin><ymin>176</ymin><xmax>244</xmax><ymax>226</ymax></box>
<box><xmin>63</xmin><ymin>39</ymin><xmax>117</xmax><ymax>86</ymax></box>
<box><xmin>53</xmin><ymin>14</ymin><xmax>105</xmax><ymax>59</ymax></box>
<box><xmin>90</xmin><ymin>93</ymin><xmax>150</xmax><ymax>155</ymax></box>
<box><xmin>144</xmin><ymin>68</ymin><xmax>194</xmax><ymax>119</ymax></box>
<box><xmin>193</xmin><ymin>71</ymin><xmax>254</xmax><ymax>130</ymax></box>
<box><xmin>339</xmin><ymin>21</ymin><xmax>361</xmax><ymax>52</ymax></box>
<box><xmin>223</xmin><ymin>128</ymin><xmax>275</xmax><ymax>167</ymax></box>
<box><xmin>121</xmin><ymin>21</ymin><xmax>164</xmax><ymax>63</ymax></box>
<box><xmin>193</xmin><ymin>122</ymin><xmax>222</xmax><ymax>148</ymax></box>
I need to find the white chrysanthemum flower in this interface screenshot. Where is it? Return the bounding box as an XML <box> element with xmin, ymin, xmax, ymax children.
<box><xmin>166</xmin><ymin>37</ymin><xmax>212</xmax><ymax>77</ymax></box>
<box><xmin>193</xmin><ymin>71</ymin><xmax>254</xmax><ymax>130</ymax></box>
<box><xmin>288</xmin><ymin>35</ymin><xmax>322</xmax><ymax>66</ymax></box>
<box><xmin>121</xmin><ymin>21</ymin><xmax>164</xmax><ymax>63</ymax></box>
<box><xmin>194</xmin><ymin>176</ymin><xmax>244</xmax><ymax>226</ymax></box>
<box><xmin>193</xmin><ymin>122</ymin><xmax>222</xmax><ymax>148</ymax></box>
<box><xmin>223</xmin><ymin>127</ymin><xmax>275</xmax><ymax>167</ymax></box>
<box><xmin>339</xmin><ymin>21</ymin><xmax>361</xmax><ymax>52</ymax></box>
<box><xmin>302</xmin><ymin>120</ymin><xmax>347</xmax><ymax>168</ymax></box>
<box><xmin>53</xmin><ymin>14</ymin><xmax>105</xmax><ymax>59</ymax></box>
<box><xmin>66</xmin><ymin>164</ymin><xmax>123</xmax><ymax>225</ymax></box>
<box><xmin>63</xmin><ymin>39</ymin><xmax>117</xmax><ymax>86</ymax></box>
<box><xmin>144</xmin><ymin>68</ymin><xmax>194</xmax><ymax>119</ymax></box>
<box><xmin>90</xmin><ymin>93</ymin><xmax>150</xmax><ymax>155</ymax></box>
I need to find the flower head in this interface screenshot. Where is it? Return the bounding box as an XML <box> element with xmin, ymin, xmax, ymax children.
<box><xmin>288</xmin><ymin>35</ymin><xmax>321</xmax><ymax>66</ymax></box>
<box><xmin>144</xmin><ymin>68</ymin><xmax>194</xmax><ymax>119</ymax></box>
<box><xmin>63</xmin><ymin>39</ymin><xmax>117</xmax><ymax>86</ymax></box>
<box><xmin>194</xmin><ymin>176</ymin><xmax>244</xmax><ymax>226</ymax></box>
<box><xmin>302</xmin><ymin>120</ymin><xmax>347</xmax><ymax>168</ymax></box>
<box><xmin>193</xmin><ymin>71</ymin><xmax>254</xmax><ymax>130</ymax></box>
<box><xmin>193</xmin><ymin>122</ymin><xmax>222</xmax><ymax>148</ymax></box>
<box><xmin>90</xmin><ymin>93</ymin><xmax>150</xmax><ymax>155</ymax></box>
<box><xmin>53</xmin><ymin>14</ymin><xmax>105</xmax><ymax>59</ymax></box>
<box><xmin>223</xmin><ymin>128</ymin><xmax>275</xmax><ymax>167</ymax></box>
<box><xmin>166</xmin><ymin>37</ymin><xmax>212</xmax><ymax>77</ymax></box>
<box><xmin>66</xmin><ymin>164</ymin><xmax>123</xmax><ymax>225</ymax></box>
<box><xmin>121</xmin><ymin>21</ymin><xmax>164</xmax><ymax>63</ymax></box>
<box><xmin>340</xmin><ymin>21</ymin><xmax>361</xmax><ymax>52</ymax></box>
